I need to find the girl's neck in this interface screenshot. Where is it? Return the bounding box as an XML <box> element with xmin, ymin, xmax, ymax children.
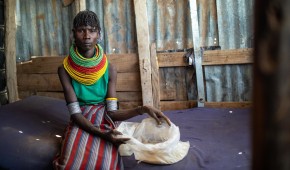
<box><xmin>77</xmin><ymin>48</ymin><xmax>96</xmax><ymax>58</ymax></box>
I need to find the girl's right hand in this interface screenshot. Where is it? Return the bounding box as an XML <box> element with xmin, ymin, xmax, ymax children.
<box><xmin>103</xmin><ymin>129</ymin><xmax>130</xmax><ymax>147</ymax></box>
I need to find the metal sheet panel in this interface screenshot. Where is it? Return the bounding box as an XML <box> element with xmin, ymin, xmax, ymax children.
<box><xmin>15</xmin><ymin>0</ymin><xmax>72</xmax><ymax>62</ymax></box>
<box><xmin>204</xmin><ymin>0</ymin><xmax>254</xmax><ymax>102</ymax></box>
<box><xmin>15</xmin><ymin>0</ymin><xmax>197</xmax><ymax>59</ymax></box>
<box><xmin>13</xmin><ymin>0</ymin><xmax>253</xmax><ymax>102</ymax></box>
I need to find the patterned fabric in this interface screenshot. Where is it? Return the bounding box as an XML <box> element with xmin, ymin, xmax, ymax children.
<box><xmin>53</xmin><ymin>104</ymin><xmax>123</xmax><ymax>170</ymax></box>
<box><xmin>63</xmin><ymin>44</ymin><xmax>108</xmax><ymax>85</ymax></box>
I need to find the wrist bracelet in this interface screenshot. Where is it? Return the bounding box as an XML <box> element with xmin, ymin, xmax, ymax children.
<box><xmin>106</xmin><ymin>98</ymin><xmax>118</xmax><ymax>111</ymax></box>
<box><xmin>67</xmin><ymin>102</ymin><xmax>81</xmax><ymax>115</ymax></box>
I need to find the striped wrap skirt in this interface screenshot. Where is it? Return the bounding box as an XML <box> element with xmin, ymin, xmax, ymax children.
<box><xmin>53</xmin><ymin>104</ymin><xmax>123</xmax><ymax>170</ymax></box>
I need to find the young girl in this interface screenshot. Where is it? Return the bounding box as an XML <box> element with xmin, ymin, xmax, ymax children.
<box><xmin>53</xmin><ymin>10</ymin><xmax>170</xmax><ymax>170</ymax></box>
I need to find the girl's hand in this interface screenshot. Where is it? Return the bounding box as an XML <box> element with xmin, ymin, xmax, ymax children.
<box><xmin>103</xmin><ymin>129</ymin><xmax>130</xmax><ymax>147</ymax></box>
<box><xmin>140</xmin><ymin>105</ymin><xmax>171</xmax><ymax>126</ymax></box>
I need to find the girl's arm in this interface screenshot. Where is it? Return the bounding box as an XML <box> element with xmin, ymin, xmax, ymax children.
<box><xmin>106</xmin><ymin>63</ymin><xmax>171</xmax><ymax>126</ymax></box>
<box><xmin>58</xmin><ymin>65</ymin><xmax>129</xmax><ymax>146</ymax></box>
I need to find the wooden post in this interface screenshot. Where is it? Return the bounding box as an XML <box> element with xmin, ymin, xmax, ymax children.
<box><xmin>4</xmin><ymin>0</ymin><xmax>18</xmax><ymax>103</ymax></box>
<box><xmin>62</xmin><ymin>0</ymin><xmax>74</xmax><ymax>6</ymax></box>
<box><xmin>73</xmin><ymin>0</ymin><xmax>86</xmax><ymax>16</ymax></box>
<box><xmin>133</xmin><ymin>0</ymin><xmax>153</xmax><ymax>106</ymax></box>
<box><xmin>189</xmin><ymin>0</ymin><xmax>205</xmax><ymax>107</ymax></box>
<box><xmin>253</xmin><ymin>0</ymin><xmax>290</xmax><ymax>169</ymax></box>
<box><xmin>150</xmin><ymin>43</ymin><xmax>160</xmax><ymax>110</ymax></box>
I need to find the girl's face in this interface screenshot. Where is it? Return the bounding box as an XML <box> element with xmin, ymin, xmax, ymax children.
<box><xmin>73</xmin><ymin>25</ymin><xmax>99</xmax><ymax>55</ymax></box>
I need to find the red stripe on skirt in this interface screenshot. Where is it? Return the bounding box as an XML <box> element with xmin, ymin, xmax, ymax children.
<box><xmin>95</xmin><ymin>138</ymin><xmax>106</xmax><ymax>169</ymax></box>
<box><xmin>79</xmin><ymin>134</ymin><xmax>94</xmax><ymax>169</ymax></box>
<box><xmin>65</xmin><ymin>126</ymin><xmax>84</xmax><ymax>169</ymax></box>
<box><xmin>109</xmin><ymin>145</ymin><xmax>118</xmax><ymax>170</ymax></box>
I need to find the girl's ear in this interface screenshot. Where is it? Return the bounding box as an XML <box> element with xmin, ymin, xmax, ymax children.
<box><xmin>97</xmin><ymin>30</ymin><xmax>102</xmax><ymax>43</ymax></box>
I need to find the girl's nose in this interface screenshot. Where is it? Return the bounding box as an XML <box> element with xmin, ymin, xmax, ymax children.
<box><xmin>84</xmin><ymin>30</ymin><xmax>90</xmax><ymax>38</ymax></box>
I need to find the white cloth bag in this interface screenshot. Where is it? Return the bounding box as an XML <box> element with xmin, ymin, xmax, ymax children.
<box><xmin>116</xmin><ymin>118</ymin><xmax>190</xmax><ymax>164</ymax></box>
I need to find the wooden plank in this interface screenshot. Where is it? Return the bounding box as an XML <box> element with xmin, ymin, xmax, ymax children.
<box><xmin>116</xmin><ymin>72</ymin><xmax>141</xmax><ymax>91</ymax></box>
<box><xmin>62</xmin><ymin>0</ymin><xmax>74</xmax><ymax>6</ymax></box>
<box><xmin>107</xmin><ymin>54</ymin><xmax>139</xmax><ymax>73</ymax></box>
<box><xmin>160</xmin><ymin>100</ymin><xmax>197</xmax><ymax>111</ymax></box>
<box><xmin>17</xmin><ymin>74</ymin><xmax>63</xmax><ymax>91</ymax></box>
<box><xmin>17</xmin><ymin>54</ymin><xmax>139</xmax><ymax>74</ymax></box>
<box><xmin>4</xmin><ymin>0</ymin><xmax>18</xmax><ymax>102</ymax></box>
<box><xmin>174</xmin><ymin>68</ymin><xmax>188</xmax><ymax>101</ymax></box>
<box><xmin>19</xmin><ymin>91</ymin><xmax>142</xmax><ymax>103</ymax></box>
<box><xmin>160</xmin><ymin>88</ymin><xmax>176</xmax><ymax>101</ymax></box>
<box><xmin>119</xmin><ymin>101</ymin><xmax>142</xmax><ymax>110</ymax></box>
<box><xmin>150</xmin><ymin>43</ymin><xmax>160</xmax><ymax>109</ymax></box>
<box><xmin>121</xmin><ymin>100</ymin><xmax>197</xmax><ymax>111</ymax></box>
<box><xmin>37</xmin><ymin>92</ymin><xmax>65</xmax><ymax>99</ymax></box>
<box><xmin>17</xmin><ymin>56</ymin><xmax>64</xmax><ymax>74</ymax></box>
<box><xmin>18</xmin><ymin>91</ymin><xmax>64</xmax><ymax>100</ymax></box>
<box><xmin>204</xmin><ymin>102</ymin><xmax>252</xmax><ymax>108</ymax></box>
<box><xmin>202</xmin><ymin>48</ymin><xmax>253</xmax><ymax>65</ymax></box>
<box><xmin>157</xmin><ymin>52</ymin><xmax>187</xmax><ymax>67</ymax></box>
<box><xmin>116</xmin><ymin>91</ymin><xmax>142</xmax><ymax>102</ymax></box>
<box><xmin>18</xmin><ymin>91</ymin><xmax>35</xmax><ymax>99</ymax></box>
<box><xmin>17</xmin><ymin>72</ymin><xmax>141</xmax><ymax>92</ymax></box>
<box><xmin>190</xmin><ymin>0</ymin><xmax>204</xmax><ymax>107</ymax></box>
<box><xmin>134</xmin><ymin>0</ymin><xmax>153</xmax><ymax>106</ymax></box>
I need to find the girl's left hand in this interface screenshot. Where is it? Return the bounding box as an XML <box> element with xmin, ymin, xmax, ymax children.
<box><xmin>140</xmin><ymin>105</ymin><xmax>171</xmax><ymax>126</ymax></box>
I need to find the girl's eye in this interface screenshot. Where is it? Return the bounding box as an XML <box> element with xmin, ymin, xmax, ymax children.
<box><xmin>90</xmin><ymin>29</ymin><xmax>97</xmax><ymax>32</ymax></box>
<box><xmin>77</xmin><ymin>29</ymin><xmax>84</xmax><ymax>33</ymax></box>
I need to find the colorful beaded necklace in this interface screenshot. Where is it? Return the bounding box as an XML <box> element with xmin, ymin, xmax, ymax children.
<box><xmin>63</xmin><ymin>44</ymin><xmax>108</xmax><ymax>85</ymax></box>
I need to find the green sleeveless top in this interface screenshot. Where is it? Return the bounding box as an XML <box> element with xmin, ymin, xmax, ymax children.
<box><xmin>72</xmin><ymin>65</ymin><xmax>109</xmax><ymax>106</ymax></box>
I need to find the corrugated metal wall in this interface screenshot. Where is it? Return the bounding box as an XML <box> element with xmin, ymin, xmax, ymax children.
<box><xmin>15</xmin><ymin>0</ymin><xmax>73</xmax><ymax>62</ymax></box>
<box><xmin>204</xmin><ymin>0</ymin><xmax>254</xmax><ymax>102</ymax></box>
<box><xmin>14</xmin><ymin>0</ymin><xmax>253</xmax><ymax>102</ymax></box>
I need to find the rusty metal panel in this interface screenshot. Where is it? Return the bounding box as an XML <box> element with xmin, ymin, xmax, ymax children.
<box><xmin>204</xmin><ymin>0</ymin><xmax>254</xmax><ymax>102</ymax></box>
<box><xmin>13</xmin><ymin>0</ymin><xmax>254</xmax><ymax>102</ymax></box>
<box><xmin>15</xmin><ymin>0</ymin><xmax>72</xmax><ymax>62</ymax></box>
<box><xmin>196</xmin><ymin>0</ymin><xmax>219</xmax><ymax>47</ymax></box>
<box><xmin>147</xmin><ymin>0</ymin><xmax>193</xmax><ymax>51</ymax></box>
<box><xmin>15</xmin><ymin>0</ymin><xmax>196</xmax><ymax>58</ymax></box>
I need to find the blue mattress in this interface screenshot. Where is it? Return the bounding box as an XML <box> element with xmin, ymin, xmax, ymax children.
<box><xmin>0</xmin><ymin>96</ymin><xmax>251</xmax><ymax>170</ymax></box>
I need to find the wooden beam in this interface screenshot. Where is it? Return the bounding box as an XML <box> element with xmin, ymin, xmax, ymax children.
<box><xmin>17</xmin><ymin>72</ymin><xmax>141</xmax><ymax>92</ymax></box>
<box><xmin>62</xmin><ymin>0</ymin><xmax>74</xmax><ymax>6</ymax></box>
<box><xmin>160</xmin><ymin>100</ymin><xmax>197</xmax><ymax>111</ymax></box>
<box><xmin>17</xmin><ymin>54</ymin><xmax>139</xmax><ymax>74</ymax></box>
<box><xmin>17</xmin><ymin>74</ymin><xmax>63</xmax><ymax>91</ymax></box>
<box><xmin>116</xmin><ymin>91</ymin><xmax>142</xmax><ymax>102</ymax></box>
<box><xmin>190</xmin><ymin>0</ymin><xmax>205</xmax><ymax>107</ymax></box>
<box><xmin>119</xmin><ymin>101</ymin><xmax>142</xmax><ymax>110</ymax></box>
<box><xmin>204</xmin><ymin>102</ymin><xmax>252</xmax><ymax>108</ymax></box>
<box><xmin>157</xmin><ymin>52</ymin><xmax>188</xmax><ymax>67</ymax></box>
<box><xmin>116</xmin><ymin>72</ymin><xmax>141</xmax><ymax>91</ymax></box>
<box><xmin>150</xmin><ymin>43</ymin><xmax>160</xmax><ymax>109</ymax></box>
<box><xmin>17</xmin><ymin>56</ymin><xmax>64</xmax><ymax>74</ymax></box>
<box><xmin>202</xmin><ymin>48</ymin><xmax>253</xmax><ymax>66</ymax></box>
<box><xmin>18</xmin><ymin>91</ymin><xmax>142</xmax><ymax>103</ymax></box>
<box><xmin>4</xmin><ymin>0</ymin><xmax>18</xmax><ymax>102</ymax></box>
<box><xmin>120</xmin><ymin>100</ymin><xmax>197</xmax><ymax>111</ymax></box>
<box><xmin>134</xmin><ymin>0</ymin><xmax>153</xmax><ymax>106</ymax></box>
<box><xmin>107</xmin><ymin>54</ymin><xmax>139</xmax><ymax>73</ymax></box>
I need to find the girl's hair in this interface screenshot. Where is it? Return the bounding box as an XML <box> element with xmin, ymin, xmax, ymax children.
<box><xmin>73</xmin><ymin>10</ymin><xmax>101</xmax><ymax>33</ymax></box>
